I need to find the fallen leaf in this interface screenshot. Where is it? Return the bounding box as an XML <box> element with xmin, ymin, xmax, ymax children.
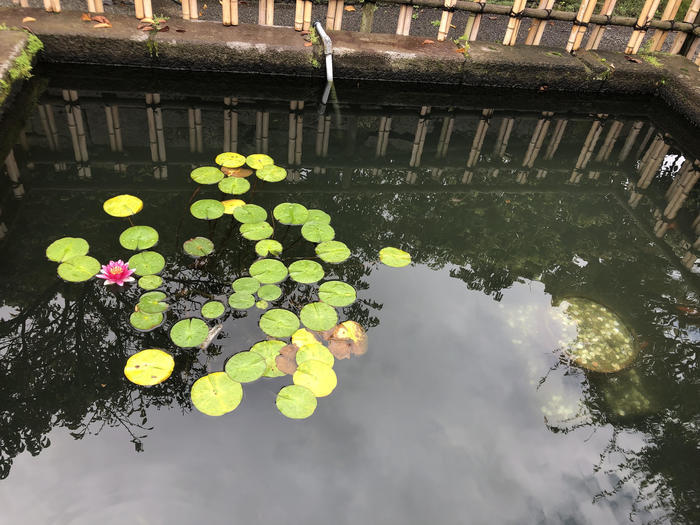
<box><xmin>488</xmin><ymin>16</ymin><xmax>497</xmax><ymax>20</ymax></box>
<box><xmin>344</xmin><ymin>5</ymin><xmax>355</xmax><ymax>10</ymax></box>
<box><xmin>93</xmin><ymin>22</ymin><xmax>112</xmax><ymax>28</ymax></box>
<box><xmin>141</xmin><ymin>17</ymin><xmax>154</xmax><ymax>23</ymax></box>
<box><xmin>454</xmin><ymin>48</ymin><xmax>465</xmax><ymax>54</ymax></box>
<box><xmin>422</xmin><ymin>39</ymin><xmax>435</xmax><ymax>45</ymax></box>
<box><xmin>91</xmin><ymin>15</ymin><xmax>111</xmax><ymax>24</ymax></box>
<box><xmin>22</xmin><ymin>16</ymin><xmax>36</xmax><ymax>22</ymax></box>
<box><xmin>279</xmin><ymin>344</ymin><xmax>299</xmax><ymax>359</ymax></box>
<box><xmin>275</xmin><ymin>354</ymin><xmax>297</xmax><ymax>375</ymax></box>
<box><xmin>304</xmin><ymin>42</ymin><xmax>313</xmax><ymax>47</ymax></box>
<box><xmin>625</xmin><ymin>55</ymin><xmax>642</xmax><ymax>63</ymax></box>
<box><xmin>81</xmin><ymin>13</ymin><xmax>92</xmax><ymax>21</ymax></box>
<box><xmin>450</xmin><ymin>24</ymin><xmax>456</xmax><ymax>29</ymax></box>
<box><xmin>538</xmin><ymin>84</ymin><xmax>549</xmax><ymax>91</ymax></box>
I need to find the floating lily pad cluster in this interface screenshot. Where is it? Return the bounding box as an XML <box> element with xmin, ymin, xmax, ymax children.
<box><xmin>45</xmin><ymin>236</ymin><xmax>101</xmax><ymax>282</ymax></box>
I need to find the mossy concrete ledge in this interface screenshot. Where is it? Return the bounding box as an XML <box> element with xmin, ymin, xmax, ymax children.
<box><xmin>0</xmin><ymin>29</ymin><xmax>43</xmax><ymax>112</ymax></box>
<box><xmin>0</xmin><ymin>7</ymin><xmax>699</xmax><ymax>126</ymax></box>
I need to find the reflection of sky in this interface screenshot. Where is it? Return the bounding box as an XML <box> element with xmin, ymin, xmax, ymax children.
<box><xmin>0</xmin><ymin>265</ymin><xmax>653</xmax><ymax>524</ymax></box>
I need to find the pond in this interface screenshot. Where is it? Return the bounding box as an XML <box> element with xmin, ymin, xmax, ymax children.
<box><xmin>1</xmin><ymin>65</ymin><xmax>699</xmax><ymax>524</ymax></box>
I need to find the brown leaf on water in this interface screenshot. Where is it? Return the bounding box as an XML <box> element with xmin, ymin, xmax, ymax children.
<box><xmin>275</xmin><ymin>354</ymin><xmax>297</xmax><ymax>375</ymax></box>
<box><xmin>279</xmin><ymin>343</ymin><xmax>299</xmax><ymax>360</ymax></box>
<box><xmin>222</xmin><ymin>167</ymin><xmax>253</xmax><ymax>178</ymax></box>
<box><xmin>93</xmin><ymin>22</ymin><xmax>112</xmax><ymax>29</ymax></box>
<box><xmin>22</xmin><ymin>16</ymin><xmax>36</xmax><ymax>22</ymax></box>
<box><xmin>344</xmin><ymin>5</ymin><xmax>355</xmax><ymax>10</ymax></box>
<box><xmin>330</xmin><ymin>321</ymin><xmax>368</xmax><ymax>356</ymax></box>
<box><xmin>304</xmin><ymin>42</ymin><xmax>313</xmax><ymax>47</ymax></box>
<box><xmin>91</xmin><ymin>15</ymin><xmax>111</xmax><ymax>24</ymax></box>
<box><xmin>81</xmin><ymin>13</ymin><xmax>92</xmax><ymax>21</ymax></box>
<box><xmin>328</xmin><ymin>339</ymin><xmax>352</xmax><ymax>360</ymax></box>
<box><xmin>422</xmin><ymin>39</ymin><xmax>435</xmax><ymax>45</ymax></box>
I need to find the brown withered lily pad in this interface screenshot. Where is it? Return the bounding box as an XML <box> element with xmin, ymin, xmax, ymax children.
<box><xmin>279</xmin><ymin>343</ymin><xmax>299</xmax><ymax>359</ymax></box>
<box><xmin>275</xmin><ymin>354</ymin><xmax>298</xmax><ymax>375</ymax></box>
<box><xmin>222</xmin><ymin>166</ymin><xmax>254</xmax><ymax>178</ymax></box>
<box><xmin>328</xmin><ymin>321</ymin><xmax>367</xmax><ymax>359</ymax></box>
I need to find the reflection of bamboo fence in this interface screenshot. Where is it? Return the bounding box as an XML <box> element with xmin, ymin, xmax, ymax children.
<box><xmin>410</xmin><ymin>106</ymin><xmax>431</xmax><ymax>167</ymax></box>
<box><xmin>4</xmin><ymin>149</ymin><xmax>25</xmax><ymax>199</ymax></box>
<box><xmin>618</xmin><ymin>121</ymin><xmax>644</xmax><ymax>162</ymax></box>
<box><xmin>570</xmin><ymin>115</ymin><xmax>605</xmax><ymax>183</ymax></box>
<box><xmin>315</xmin><ymin>113</ymin><xmax>331</xmax><ymax>158</ymax></box>
<box><xmin>223</xmin><ymin>97</ymin><xmax>239</xmax><ymax>153</ymax></box>
<box><xmin>63</xmin><ymin>89</ymin><xmax>91</xmax><ymax>179</ymax></box>
<box><xmin>376</xmin><ymin>116</ymin><xmax>392</xmax><ymax>158</ymax></box>
<box><xmin>664</xmin><ymin>160</ymin><xmax>699</xmax><ymax>219</ymax></box>
<box><xmin>188</xmin><ymin>107</ymin><xmax>203</xmax><ymax>154</ymax></box>
<box><xmin>543</xmin><ymin>119</ymin><xmax>567</xmax><ymax>160</ymax></box>
<box><xmin>522</xmin><ymin>111</ymin><xmax>553</xmax><ymax>168</ymax></box>
<box><xmin>464</xmin><ymin>109</ymin><xmax>493</xmax><ymax>182</ymax></box>
<box><xmin>288</xmin><ymin>101</ymin><xmax>304</xmax><ymax>165</ymax></box>
<box><xmin>146</xmin><ymin>93</ymin><xmax>167</xmax><ymax>179</ymax></box>
<box><xmin>493</xmin><ymin>117</ymin><xmax>514</xmax><ymax>158</ymax></box>
<box><xmin>256</xmin><ymin>111</ymin><xmax>270</xmax><ymax>154</ymax></box>
<box><xmin>436</xmin><ymin>113</ymin><xmax>455</xmax><ymax>159</ymax></box>
<box><xmin>105</xmin><ymin>104</ymin><xmax>126</xmax><ymax>172</ymax></box>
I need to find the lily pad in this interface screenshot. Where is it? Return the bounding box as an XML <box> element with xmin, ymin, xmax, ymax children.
<box><xmin>225</xmin><ymin>351</ymin><xmax>266</xmax><ymax>383</ymax></box>
<box><xmin>273</xmin><ymin>203</ymin><xmax>308</xmax><ymax>225</ymax></box>
<box><xmin>129</xmin><ymin>310</ymin><xmax>164</xmax><ymax>331</ymax></box>
<box><xmin>222</xmin><ymin>166</ymin><xmax>253</xmax><ymax>178</ymax></box>
<box><xmin>170</xmin><ymin>318</ymin><xmax>209</xmax><ymax>348</ymax></box>
<box><xmin>306</xmin><ymin>209</ymin><xmax>331</xmax><ymax>225</ymax></box>
<box><xmin>124</xmin><ymin>349</ymin><xmax>174</xmax><ymax>386</ymax></box>
<box><xmin>328</xmin><ymin>320</ymin><xmax>368</xmax><ymax>359</ymax></box>
<box><xmin>128</xmin><ymin>251</ymin><xmax>165</xmax><ymax>276</ymax></box>
<box><xmin>183</xmin><ymin>237</ymin><xmax>214</xmax><ymax>257</ymax></box>
<box><xmin>221</xmin><ymin>199</ymin><xmax>246</xmax><ymax>214</ymax></box>
<box><xmin>379</xmin><ymin>247</ymin><xmax>412</xmax><ymax>267</ymax></box>
<box><xmin>256</xmin><ymin>164</ymin><xmax>287</xmax><ymax>182</ymax></box>
<box><xmin>250</xmin><ymin>339</ymin><xmax>286</xmax><ymax>377</ymax></box>
<box><xmin>258</xmin><ymin>284</ymin><xmax>282</xmax><ymax>301</ymax></box>
<box><xmin>201</xmin><ymin>300</ymin><xmax>225</xmax><ymax>319</ymax></box>
<box><xmin>256</xmin><ymin>299</ymin><xmax>269</xmax><ymax>310</ymax></box>
<box><xmin>301</xmin><ymin>222</ymin><xmax>335</xmax><ymax>243</ymax></box>
<box><xmin>318</xmin><ymin>281</ymin><xmax>357</xmax><ymax>307</ymax></box>
<box><xmin>250</xmin><ymin>259</ymin><xmax>288</xmax><ymax>284</ymax></box>
<box><xmin>103</xmin><ymin>194</ymin><xmax>143</xmax><ymax>217</ymax></box>
<box><xmin>233</xmin><ymin>204</ymin><xmax>267</xmax><ymax>224</ymax></box>
<box><xmin>218</xmin><ymin>177</ymin><xmax>250</xmax><ymax>195</ymax></box>
<box><xmin>259</xmin><ymin>309</ymin><xmax>300</xmax><ymax>338</ymax></box>
<box><xmin>292</xmin><ymin>328</ymin><xmax>320</xmax><ymax>348</ymax></box>
<box><xmin>276</xmin><ymin>384</ymin><xmax>317</xmax><ymax>419</ymax></box>
<box><xmin>228</xmin><ymin>292</ymin><xmax>255</xmax><ymax>310</ymax></box>
<box><xmin>138</xmin><ymin>275</ymin><xmax>163</xmax><ymax>290</ymax></box>
<box><xmin>191</xmin><ymin>166</ymin><xmax>224</xmax><ymax>185</ymax></box>
<box><xmin>296</xmin><ymin>342</ymin><xmax>334</xmax><ymax>367</ymax></box>
<box><xmin>57</xmin><ymin>255</ymin><xmax>101</xmax><ymax>282</ymax></box>
<box><xmin>255</xmin><ymin>239</ymin><xmax>283</xmax><ymax>257</ymax></box>
<box><xmin>138</xmin><ymin>291</ymin><xmax>168</xmax><ymax>314</ymax></box>
<box><xmin>216</xmin><ymin>152</ymin><xmax>246</xmax><ymax>168</ymax></box>
<box><xmin>275</xmin><ymin>354</ymin><xmax>298</xmax><ymax>375</ymax></box>
<box><xmin>289</xmin><ymin>260</ymin><xmax>325</xmax><ymax>284</ymax></box>
<box><xmin>232</xmin><ymin>277</ymin><xmax>260</xmax><ymax>294</ymax></box>
<box><xmin>191</xmin><ymin>372</ymin><xmax>243</xmax><ymax>416</ymax></box>
<box><xmin>119</xmin><ymin>226</ymin><xmax>159</xmax><ymax>251</ymax></box>
<box><xmin>300</xmin><ymin>302</ymin><xmax>338</xmax><ymax>331</ymax></box>
<box><xmin>240</xmin><ymin>222</ymin><xmax>274</xmax><ymax>241</ymax></box>
<box><xmin>46</xmin><ymin>237</ymin><xmax>89</xmax><ymax>262</ymax></box>
<box><xmin>246</xmin><ymin>153</ymin><xmax>274</xmax><ymax>170</ymax></box>
<box><xmin>293</xmin><ymin>360</ymin><xmax>337</xmax><ymax>397</ymax></box>
<box><xmin>191</xmin><ymin>199</ymin><xmax>225</xmax><ymax>220</ymax></box>
<box><xmin>316</xmin><ymin>241</ymin><xmax>351</xmax><ymax>264</ymax></box>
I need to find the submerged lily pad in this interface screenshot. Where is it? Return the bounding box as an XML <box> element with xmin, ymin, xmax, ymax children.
<box><xmin>191</xmin><ymin>199</ymin><xmax>225</xmax><ymax>220</ymax></box>
<box><xmin>170</xmin><ymin>318</ymin><xmax>209</xmax><ymax>348</ymax></box>
<box><xmin>46</xmin><ymin>237</ymin><xmax>89</xmax><ymax>262</ymax></box>
<box><xmin>233</xmin><ymin>204</ymin><xmax>267</xmax><ymax>224</ymax></box>
<box><xmin>250</xmin><ymin>339</ymin><xmax>286</xmax><ymax>377</ymax></box>
<box><xmin>57</xmin><ymin>255</ymin><xmax>101</xmax><ymax>282</ymax></box>
<box><xmin>103</xmin><ymin>194</ymin><xmax>143</xmax><ymax>217</ymax></box>
<box><xmin>225</xmin><ymin>351</ymin><xmax>266</xmax><ymax>383</ymax></box>
<box><xmin>128</xmin><ymin>251</ymin><xmax>165</xmax><ymax>276</ymax></box>
<box><xmin>258</xmin><ymin>284</ymin><xmax>282</xmax><ymax>301</ymax></box>
<box><xmin>301</xmin><ymin>222</ymin><xmax>335</xmax><ymax>243</ymax></box>
<box><xmin>216</xmin><ymin>152</ymin><xmax>246</xmax><ymax>168</ymax></box>
<box><xmin>276</xmin><ymin>384</ymin><xmax>317</xmax><ymax>419</ymax></box>
<box><xmin>246</xmin><ymin>153</ymin><xmax>274</xmax><ymax>170</ymax></box>
<box><xmin>138</xmin><ymin>291</ymin><xmax>168</xmax><ymax>314</ymax></box>
<box><xmin>259</xmin><ymin>309</ymin><xmax>300</xmax><ymax>338</ymax></box>
<box><xmin>240</xmin><ymin>222</ymin><xmax>274</xmax><ymax>241</ymax></box>
<box><xmin>221</xmin><ymin>199</ymin><xmax>246</xmax><ymax>214</ymax></box>
<box><xmin>218</xmin><ymin>177</ymin><xmax>250</xmax><ymax>195</ymax></box>
<box><xmin>273</xmin><ymin>203</ymin><xmax>308</xmax><ymax>225</ymax></box>
<box><xmin>316</xmin><ymin>241</ymin><xmax>350</xmax><ymax>264</ymax></box>
<box><xmin>306</xmin><ymin>209</ymin><xmax>331</xmax><ymax>225</ymax></box>
<box><xmin>191</xmin><ymin>166</ymin><xmax>224</xmax><ymax>185</ymax></box>
<box><xmin>232</xmin><ymin>277</ymin><xmax>260</xmax><ymax>294</ymax></box>
<box><xmin>129</xmin><ymin>310</ymin><xmax>164</xmax><ymax>331</ymax></box>
<box><xmin>255</xmin><ymin>239</ymin><xmax>283</xmax><ymax>257</ymax></box>
<box><xmin>293</xmin><ymin>360</ymin><xmax>337</xmax><ymax>397</ymax></box>
<box><xmin>138</xmin><ymin>275</ymin><xmax>163</xmax><ymax>290</ymax></box>
<box><xmin>256</xmin><ymin>164</ymin><xmax>287</xmax><ymax>182</ymax></box>
<box><xmin>119</xmin><ymin>226</ymin><xmax>159</xmax><ymax>251</ymax></box>
<box><xmin>250</xmin><ymin>259</ymin><xmax>288</xmax><ymax>284</ymax></box>
<box><xmin>124</xmin><ymin>349</ymin><xmax>174</xmax><ymax>386</ymax></box>
<box><xmin>183</xmin><ymin>237</ymin><xmax>214</xmax><ymax>257</ymax></box>
<box><xmin>318</xmin><ymin>281</ymin><xmax>356</xmax><ymax>307</ymax></box>
<box><xmin>228</xmin><ymin>292</ymin><xmax>255</xmax><ymax>310</ymax></box>
<box><xmin>300</xmin><ymin>302</ymin><xmax>338</xmax><ymax>331</ymax></box>
<box><xmin>379</xmin><ymin>247</ymin><xmax>412</xmax><ymax>267</ymax></box>
<box><xmin>289</xmin><ymin>260</ymin><xmax>325</xmax><ymax>284</ymax></box>
<box><xmin>296</xmin><ymin>342</ymin><xmax>334</xmax><ymax>367</ymax></box>
<box><xmin>201</xmin><ymin>300</ymin><xmax>225</xmax><ymax>319</ymax></box>
<box><xmin>191</xmin><ymin>372</ymin><xmax>243</xmax><ymax>416</ymax></box>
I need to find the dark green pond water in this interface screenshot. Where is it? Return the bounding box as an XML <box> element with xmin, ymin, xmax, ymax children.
<box><xmin>1</xmin><ymin>66</ymin><xmax>699</xmax><ymax>524</ymax></box>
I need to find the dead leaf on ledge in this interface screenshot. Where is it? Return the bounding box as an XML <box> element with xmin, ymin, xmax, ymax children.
<box><xmin>304</xmin><ymin>42</ymin><xmax>313</xmax><ymax>47</ymax></box>
<box><xmin>81</xmin><ymin>13</ymin><xmax>92</xmax><ymax>21</ymax></box>
<box><xmin>22</xmin><ymin>16</ymin><xmax>36</xmax><ymax>23</ymax></box>
<box><xmin>454</xmin><ymin>48</ymin><xmax>466</xmax><ymax>54</ymax></box>
<box><xmin>93</xmin><ymin>22</ymin><xmax>112</xmax><ymax>29</ymax></box>
<box><xmin>344</xmin><ymin>5</ymin><xmax>355</xmax><ymax>10</ymax></box>
<box><xmin>175</xmin><ymin>28</ymin><xmax>186</xmax><ymax>32</ymax></box>
<box><xmin>422</xmin><ymin>39</ymin><xmax>435</xmax><ymax>45</ymax></box>
<box><xmin>141</xmin><ymin>17</ymin><xmax>154</xmax><ymax>23</ymax></box>
<box><xmin>488</xmin><ymin>16</ymin><xmax>497</xmax><ymax>20</ymax></box>
<box><xmin>91</xmin><ymin>15</ymin><xmax>111</xmax><ymax>24</ymax></box>
<box><xmin>625</xmin><ymin>55</ymin><xmax>642</xmax><ymax>63</ymax></box>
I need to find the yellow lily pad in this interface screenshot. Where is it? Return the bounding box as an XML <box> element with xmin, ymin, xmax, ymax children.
<box><xmin>103</xmin><ymin>194</ymin><xmax>143</xmax><ymax>217</ymax></box>
<box><xmin>124</xmin><ymin>349</ymin><xmax>174</xmax><ymax>386</ymax></box>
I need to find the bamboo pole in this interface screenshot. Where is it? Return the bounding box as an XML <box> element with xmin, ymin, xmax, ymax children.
<box><xmin>327</xmin><ymin>0</ymin><xmax>337</xmax><ymax>30</ymax></box>
<box><xmin>188</xmin><ymin>0</ymin><xmax>197</xmax><ymax>20</ymax></box>
<box><xmin>182</xmin><ymin>0</ymin><xmax>190</xmax><ymax>20</ymax></box>
<box><xmin>525</xmin><ymin>0</ymin><xmax>555</xmax><ymax>46</ymax></box>
<box><xmin>135</xmin><ymin>0</ymin><xmax>145</xmax><ymax>19</ymax></box>
<box><xmin>669</xmin><ymin>0</ymin><xmax>699</xmax><ymax>54</ymax></box>
<box><xmin>438</xmin><ymin>0</ymin><xmax>457</xmax><ymax>42</ymax></box>
<box><xmin>465</xmin><ymin>0</ymin><xmax>485</xmax><ymax>41</ymax></box>
<box><xmin>267</xmin><ymin>0</ymin><xmax>275</xmax><ymax>25</ymax></box>
<box><xmin>94</xmin><ymin>0</ymin><xmax>104</xmax><ymax>13</ymax></box>
<box><xmin>51</xmin><ymin>0</ymin><xmax>61</xmax><ymax>13</ymax></box>
<box><xmin>396</xmin><ymin>5</ymin><xmax>413</xmax><ymax>35</ymax></box>
<box><xmin>303</xmin><ymin>1</ymin><xmax>312</xmax><ymax>31</ymax></box>
<box><xmin>650</xmin><ymin>0</ymin><xmax>682</xmax><ymax>51</ymax></box>
<box><xmin>566</xmin><ymin>0</ymin><xmax>597</xmax><ymax>52</ymax></box>
<box><xmin>585</xmin><ymin>0</ymin><xmax>617</xmax><ymax>50</ymax></box>
<box><xmin>618</xmin><ymin>121</ymin><xmax>644</xmax><ymax>162</ymax></box>
<box><xmin>295</xmin><ymin>0</ymin><xmax>304</xmax><ymax>30</ymax></box>
<box><xmin>232</xmin><ymin>0</ymin><xmax>239</xmax><ymax>25</ymax></box>
<box><xmin>223</xmin><ymin>0</ymin><xmax>232</xmax><ymax>25</ymax></box>
<box><xmin>504</xmin><ymin>0</ymin><xmax>527</xmax><ymax>46</ymax></box>
<box><xmin>87</xmin><ymin>0</ymin><xmax>96</xmax><ymax>13</ymax></box>
<box><xmin>625</xmin><ymin>0</ymin><xmax>663</xmax><ymax>54</ymax></box>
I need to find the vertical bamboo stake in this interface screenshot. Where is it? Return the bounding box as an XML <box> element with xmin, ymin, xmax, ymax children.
<box><xmin>566</xmin><ymin>0</ymin><xmax>596</xmax><ymax>52</ymax></box>
<box><xmin>87</xmin><ymin>0</ymin><xmax>96</xmax><ymax>13</ymax></box>
<box><xmin>626</xmin><ymin>0</ymin><xmax>663</xmax><ymax>54</ymax></box>
<box><xmin>466</xmin><ymin>0</ymin><xmax>486</xmax><ymax>41</ymax></box>
<box><xmin>503</xmin><ymin>0</ymin><xmax>527</xmax><ymax>46</ymax></box>
<box><xmin>669</xmin><ymin>0</ymin><xmax>699</xmax><ymax>54</ymax></box>
<box><xmin>525</xmin><ymin>0</ymin><xmax>555</xmax><ymax>46</ymax></box>
<box><xmin>295</xmin><ymin>0</ymin><xmax>304</xmax><ymax>30</ymax></box>
<box><xmin>44</xmin><ymin>0</ymin><xmax>52</xmax><ymax>12</ymax></box>
<box><xmin>232</xmin><ymin>0</ymin><xmax>239</xmax><ymax>25</ymax></box>
<box><xmin>52</xmin><ymin>0</ymin><xmax>61</xmax><ymax>12</ymax></box>
<box><xmin>326</xmin><ymin>0</ymin><xmax>338</xmax><ymax>30</ymax></box>
<box><xmin>223</xmin><ymin>0</ymin><xmax>232</xmax><ymax>25</ymax></box>
<box><xmin>650</xmin><ymin>0</ymin><xmax>682</xmax><ymax>51</ymax></box>
<box><xmin>188</xmin><ymin>0</ymin><xmax>197</xmax><ymax>20</ymax></box>
<box><xmin>585</xmin><ymin>0</ymin><xmax>617</xmax><ymax>50</ymax></box>
<box><xmin>543</xmin><ymin>119</ymin><xmax>567</xmax><ymax>160</ymax></box>
<box><xmin>267</xmin><ymin>0</ymin><xmax>275</xmax><ymax>25</ymax></box>
<box><xmin>182</xmin><ymin>0</ymin><xmax>190</xmax><ymax>20</ymax></box>
<box><xmin>303</xmin><ymin>1</ymin><xmax>312</xmax><ymax>31</ymax></box>
<box><xmin>396</xmin><ymin>5</ymin><xmax>413</xmax><ymax>36</ymax></box>
<box><xmin>438</xmin><ymin>0</ymin><xmax>457</xmax><ymax>42</ymax></box>
<box><xmin>94</xmin><ymin>0</ymin><xmax>104</xmax><ymax>12</ymax></box>
<box><xmin>334</xmin><ymin>0</ymin><xmax>345</xmax><ymax>30</ymax></box>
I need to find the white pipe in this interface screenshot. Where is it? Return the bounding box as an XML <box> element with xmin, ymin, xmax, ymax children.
<box><xmin>314</xmin><ymin>21</ymin><xmax>333</xmax><ymax>85</ymax></box>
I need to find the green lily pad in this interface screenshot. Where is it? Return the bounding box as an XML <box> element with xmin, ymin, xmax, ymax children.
<box><xmin>289</xmin><ymin>260</ymin><xmax>325</xmax><ymax>284</ymax></box>
<box><xmin>250</xmin><ymin>259</ymin><xmax>288</xmax><ymax>284</ymax></box>
<box><xmin>201</xmin><ymin>300</ymin><xmax>225</xmax><ymax>319</ymax></box>
<box><xmin>119</xmin><ymin>226</ymin><xmax>159</xmax><ymax>251</ymax></box>
<box><xmin>225</xmin><ymin>351</ymin><xmax>266</xmax><ymax>383</ymax></box>
<box><xmin>191</xmin><ymin>199</ymin><xmax>225</xmax><ymax>220</ymax></box>
<box><xmin>306</xmin><ymin>209</ymin><xmax>331</xmax><ymax>225</ymax></box>
<box><xmin>259</xmin><ymin>309</ymin><xmax>300</xmax><ymax>338</ymax></box>
<box><xmin>232</xmin><ymin>277</ymin><xmax>260</xmax><ymax>294</ymax></box>
<box><xmin>301</xmin><ymin>222</ymin><xmax>335</xmax><ymax>243</ymax></box>
<box><xmin>240</xmin><ymin>222</ymin><xmax>274</xmax><ymax>241</ymax></box>
<box><xmin>256</xmin><ymin>164</ymin><xmax>287</xmax><ymax>182</ymax></box>
<box><xmin>128</xmin><ymin>251</ymin><xmax>165</xmax><ymax>276</ymax></box>
<box><xmin>379</xmin><ymin>247</ymin><xmax>411</xmax><ymax>268</ymax></box>
<box><xmin>191</xmin><ymin>166</ymin><xmax>224</xmax><ymax>185</ymax></box>
<box><xmin>124</xmin><ymin>349</ymin><xmax>174</xmax><ymax>386</ymax></box>
<box><xmin>293</xmin><ymin>360</ymin><xmax>337</xmax><ymax>397</ymax></box>
<box><xmin>233</xmin><ymin>204</ymin><xmax>267</xmax><ymax>224</ymax></box>
<box><xmin>103</xmin><ymin>194</ymin><xmax>143</xmax><ymax>217</ymax></box>
<box><xmin>296</xmin><ymin>342</ymin><xmax>334</xmax><ymax>367</ymax></box>
<box><xmin>57</xmin><ymin>255</ymin><xmax>101</xmax><ymax>282</ymax></box>
<box><xmin>315</xmin><ymin>241</ymin><xmax>350</xmax><ymax>264</ymax></box>
<box><xmin>273</xmin><ymin>203</ymin><xmax>308</xmax><ymax>225</ymax></box>
<box><xmin>300</xmin><ymin>302</ymin><xmax>338</xmax><ymax>331</ymax></box>
<box><xmin>218</xmin><ymin>177</ymin><xmax>250</xmax><ymax>195</ymax></box>
<box><xmin>138</xmin><ymin>275</ymin><xmax>163</xmax><ymax>290</ymax></box>
<box><xmin>256</xmin><ymin>300</ymin><xmax>269</xmax><ymax>310</ymax></box>
<box><xmin>246</xmin><ymin>153</ymin><xmax>274</xmax><ymax>170</ymax></box>
<box><xmin>46</xmin><ymin>237</ymin><xmax>89</xmax><ymax>262</ymax></box>
<box><xmin>250</xmin><ymin>339</ymin><xmax>286</xmax><ymax>377</ymax></box>
<box><xmin>255</xmin><ymin>239</ymin><xmax>283</xmax><ymax>257</ymax></box>
<box><xmin>229</xmin><ymin>292</ymin><xmax>255</xmax><ymax>310</ymax></box>
<box><xmin>170</xmin><ymin>318</ymin><xmax>209</xmax><ymax>348</ymax></box>
<box><xmin>215</xmin><ymin>152</ymin><xmax>246</xmax><ymax>168</ymax></box>
<box><xmin>129</xmin><ymin>310</ymin><xmax>164</xmax><ymax>331</ymax></box>
<box><xmin>183</xmin><ymin>237</ymin><xmax>214</xmax><ymax>257</ymax></box>
<box><xmin>191</xmin><ymin>372</ymin><xmax>243</xmax><ymax>416</ymax></box>
<box><xmin>138</xmin><ymin>291</ymin><xmax>168</xmax><ymax>314</ymax></box>
<box><xmin>318</xmin><ymin>281</ymin><xmax>357</xmax><ymax>307</ymax></box>
<box><xmin>258</xmin><ymin>284</ymin><xmax>282</xmax><ymax>301</ymax></box>
<box><xmin>276</xmin><ymin>384</ymin><xmax>317</xmax><ymax>419</ymax></box>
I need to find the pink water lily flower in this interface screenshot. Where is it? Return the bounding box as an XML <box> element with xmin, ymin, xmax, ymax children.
<box><xmin>96</xmin><ymin>260</ymin><xmax>135</xmax><ymax>286</ymax></box>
